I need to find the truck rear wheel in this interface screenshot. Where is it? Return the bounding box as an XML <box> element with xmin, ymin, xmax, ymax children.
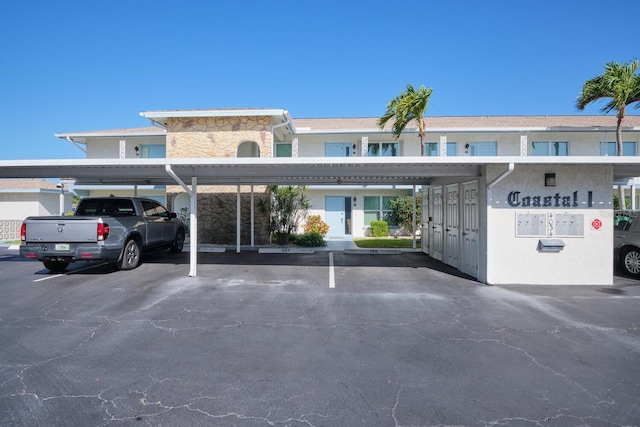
<box><xmin>43</xmin><ymin>260</ymin><xmax>69</xmax><ymax>272</ymax></box>
<box><xmin>170</xmin><ymin>229</ymin><xmax>185</xmax><ymax>253</ymax></box>
<box><xmin>119</xmin><ymin>239</ymin><xmax>141</xmax><ymax>270</ymax></box>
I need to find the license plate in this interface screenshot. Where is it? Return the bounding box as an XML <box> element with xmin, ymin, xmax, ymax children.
<box><xmin>55</xmin><ymin>244</ymin><xmax>70</xmax><ymax>251</ymax></box>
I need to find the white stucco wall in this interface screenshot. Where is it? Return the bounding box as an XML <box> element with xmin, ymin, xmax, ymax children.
<box><xmin>85</xmin><ymin>136</ymin><xmax>165</xmax><ymax>159</ymax></box>
<box><xmin>486</xmin><ymin>164</ymin><xmax>614</xmax><ymax>285</ymax></box>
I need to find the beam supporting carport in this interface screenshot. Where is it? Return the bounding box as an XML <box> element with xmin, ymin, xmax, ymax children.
<box><xmin>165</xmin><ymin>165</ymin><xmax>198</xmax><ymax>277</ymax></box>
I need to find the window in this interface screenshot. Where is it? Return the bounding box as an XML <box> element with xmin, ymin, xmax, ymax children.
<box><xmin>140</xmin><ymin>144</ymin><xmax>166</xmax><ymax>158</ymax></box>
<box><xmin>531</xmin><ymin>141</ymin><xmax>568</xmax><ymax>156</ymax></box>
<box><xmin>425</xmin><ymin>142</ymin><xmax>438</xmax><ymax>156</ymax></box>
<box><xmin>368</xmin><ymin>142</ymin><xmax>398</xmax><ymax>156</ymax></box>
<box><xmin>425</xmin><ymin>142</ymin><xmax>457</xmax><ymax>156</ymax></box>
<box><xmin>275</xmin><ymin>143</ymin><xmax>292</xmax><ymax>157</ymax></box>
<box><xmin>363</xmin><ymin>196</ymin><xmax>398</xmax><ymax>226</ymax></box>
<box><xmin>141</xmin><ymin>200</ymin><xmax>169</xmax><ymax>218</ymax></box>
<box><xmin>600</xmin><ymin>141</ymin><xmax>636</xmax><ymax>156</ymax></box>
<box><xmin>468</xmin><ymin>142</ymin><xmax>497</xmax><ymax>156</ymax></box>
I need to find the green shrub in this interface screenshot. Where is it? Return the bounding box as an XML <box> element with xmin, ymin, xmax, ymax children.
<box><xmin>304</xmin><ymin>215</ymin><xmax>330</xmax><ymax>236</ymax></box>
<box><xmin>293</xmin><ymin>232</ymin><xmax>326</xmax><ymax>247</ymax></box>
<box><xmin>370</xmin><ymin>220</ymin><xmax>389</xmax><ymax>237</ymax></box>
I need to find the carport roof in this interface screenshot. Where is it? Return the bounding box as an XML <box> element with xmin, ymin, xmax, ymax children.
<box><xmin>2</xmin><ymin>156</ymin><xmax>640</xmax><ymax>185</ymax></box>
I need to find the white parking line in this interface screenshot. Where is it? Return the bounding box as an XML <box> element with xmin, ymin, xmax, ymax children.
<box><xmin>34</xmin><ymin>274</ymin><xmax>64</xmax><ymax>282</ymax></box>
<box><xmin>329</xmin><ymin>252</ymin><xmax>335</xmax><ymax>289</ymax></box>
<box><xmin>33</xmin><ymin>262</ymin><xmax>111</xmax><ymax>282</ymax></box>
<box><xmin>0</xmin><ymin>255</ymin><xmax>12</xmax><ymax>259</ymax></box>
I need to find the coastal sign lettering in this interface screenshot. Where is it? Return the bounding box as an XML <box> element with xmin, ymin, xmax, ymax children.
<box><xmin>507</xmin><ymin>190</ymin><xmax>593</xmax><ymax>208</ymax></box>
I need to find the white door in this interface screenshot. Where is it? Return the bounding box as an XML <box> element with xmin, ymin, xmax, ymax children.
<box><xmin>325</xmin><ymin>143</ymin><xmax>352</xmax><ymax>157</ymax></box>
<box><xmin>462</xmin><ymin>181</ymin><xmax>479</xmax><ymax>278</ymax></box>
<box><xmin>325</xmin><ymin>196</ymin><xmax>345</xmax><ymax>238</ymax></box>
<box><xmin>430</xmin><ymin>186</ymin><xmax>444</xmax><ymax>261</ymax></box>
<box><xmin>421</xmin><ymin>188</ymin><xmax>429</xmax><ymax>254</ymax></box>
<box><xmin>445</xmin><ymin>183</ymin><xmax>460</xmax><ymax>268</ymax></box>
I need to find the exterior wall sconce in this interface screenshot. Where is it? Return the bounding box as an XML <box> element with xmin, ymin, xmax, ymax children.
<box><xmin>353</xmin><ymin>196</ymin><xmax>357</xmax><ymax>206</ymax></box>
<box><xmin>545</xmin><ymin>173</ymin><xmax>556</xmax><ymax>187</ymax></box>
<box><xmin>464</xmin><ymin>143</ymin><xmax>470</xmax><ymax>154</ymax></box>
<box><xmin>134</xmin><ymin>146</ymin><xmax>140</xmax><ymax>157</ymax></box>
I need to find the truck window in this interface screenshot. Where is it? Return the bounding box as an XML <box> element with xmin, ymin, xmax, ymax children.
<box><xmin>142</xmin><ymin>200</ymin><xmax>169</xmax><ymax>218</ymax></box>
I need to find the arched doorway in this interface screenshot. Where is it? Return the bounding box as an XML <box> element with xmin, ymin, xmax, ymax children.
<box><xmin>237</xmin><ymin>141</ymin><xmax>260</xmax><ymax>158</ymax></box>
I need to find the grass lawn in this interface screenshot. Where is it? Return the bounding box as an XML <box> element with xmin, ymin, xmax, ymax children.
<box><xmin>353</xmin><ymin>237</ymin><xmax>421</xmax><ymax>248</ymax></box>
<box><xmin>3</xmin><ymin>240</ymin><xmax>20</xmax><ymax>245</ymax></box>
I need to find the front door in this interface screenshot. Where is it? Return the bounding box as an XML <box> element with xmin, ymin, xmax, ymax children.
<box><xmin>325</xmin><ymin>196</ymin><xmax>345</xmax><ymax>238</ymax></box>
<box><xmin>445</xmin><ymin>183</ymin><xmax>460</xmax><ymax>268</ymax></box>
<box><xmin>461</xmin><ymin>181</ymin><xmax>479</xmax><ymax>278</ymax></box>
<box><xmin>430</xmin><ymin>186</ymin><xmax>444</xmax><ymax>261</ymax></box>
<box><xmin>325</xmin><ymin>143</ymin><xmax>352</xmax><ymax>157</ymax></box>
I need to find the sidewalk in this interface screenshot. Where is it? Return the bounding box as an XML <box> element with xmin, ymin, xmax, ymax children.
<box><xmin>191</xmin><ymin>239</ymin><xmax>421</xmax><ymax>254</ymax></box>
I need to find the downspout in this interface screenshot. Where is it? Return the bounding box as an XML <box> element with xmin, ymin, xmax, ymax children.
<box><xmin>66</xmin><ymin>137</ymin><xmax>87</xmax><ymax>154</ymax></box>
<box><xmin>485</xmin><ymin>163</ymin><xmax>514</xmax><ymax>285</ymax></box>
<box><xmin>165</xmin><ymin>165</ymin><xmax>197</xmax><ymax>277</ymax></box>
<box><xmin>271</xmin><ymin>115</ymin><xmax>291</xmax><ymax>156</ymax></box>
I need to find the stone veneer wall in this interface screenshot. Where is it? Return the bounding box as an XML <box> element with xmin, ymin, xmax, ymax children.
<box><xmin>165</xmin><ymin>116</ymin><xmax>272</xmax><ymax>245</ymax></box>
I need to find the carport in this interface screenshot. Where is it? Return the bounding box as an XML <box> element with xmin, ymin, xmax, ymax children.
<box><xmin>2</xmin><ymin>156</ymin><xmax>640</xmax><ymax>283</ymax></box>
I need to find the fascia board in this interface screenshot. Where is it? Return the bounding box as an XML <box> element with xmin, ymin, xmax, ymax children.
<box><xmin>140</xmin><ymin>109</ymin><xmax>288</xmax><ymax>119</ymax></box>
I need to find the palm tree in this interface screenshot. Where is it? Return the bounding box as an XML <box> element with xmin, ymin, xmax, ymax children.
<box><xmin>378</xmin><ymin>84</ymin><xmax>433</xmax><ymax>156</ymax></box>
<box><xmin>576</xmin><ymin>60</ymin><xmax>640</xmax><ymax>208</ymax></box>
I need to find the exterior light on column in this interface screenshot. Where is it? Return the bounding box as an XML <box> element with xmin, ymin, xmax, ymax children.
<box><xmin>353</xmin><ymin>196</ymin><xmax>357</xmax><ymax>206</ymax></box>
<box><xmin>545</xmin><ymin>173</ymin><xmax>556</xmax><ymax>187</ymax></box>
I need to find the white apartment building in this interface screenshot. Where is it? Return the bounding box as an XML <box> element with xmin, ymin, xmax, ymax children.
<box><xmin>27</xmin><ymin>109</ymin><xmax>640</xmax><ymax>285</ymax></box>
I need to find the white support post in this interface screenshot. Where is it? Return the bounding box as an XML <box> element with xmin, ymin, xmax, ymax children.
<box><xmin>164</xmin><ymin>165</ymin><xmax>198</xmax><ymax>277</ymax></box>
<box><xmin>189</xmin><ymin>177</ymin><xmax>197</xmax><ymax>277</ymax></box>
<box><xmin>439</xmin><ymin>135</ymin><xmax>447</xmax><ymax>156</ymax></box>
<box><xmin>292</xmin><ymin>138</ymin><xmax>299</xmax><ymax>158</ymax></box>
<box><xmin>412</xmin><ymin>185</ymin><xmax>417</xmax><ymax>249</ymax></box>
<box><xmin>237</xmin><ymin>185</ymin><xmax>241</xmax><ymax>253</ymax></box>
<box><xmin>250</xmin><ymin>185</ymin><xmax>255</xmax><ymax>247</ymax></box>
<box><xmin>520</xmin><ymin>134</ymin><xmax>528</xmax><ymax>156</ymax></box>
<box><xmin>361</xmin><ymin>136</ymin><xmax>368</xmax><ymax>157</ymax></box>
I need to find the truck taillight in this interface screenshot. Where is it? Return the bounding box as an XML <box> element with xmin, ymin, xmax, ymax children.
<box><xmin>97</xmin><ymin>223</ymin><xmax>110</xmax><ymax>241</ymax></box>
<box><xmin>20</xmin><ymin>221</ymin><xmax>26</xmax><ymax>241</ymax></box>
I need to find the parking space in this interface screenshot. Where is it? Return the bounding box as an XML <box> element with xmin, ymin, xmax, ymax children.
<box><xmin>1</xmin><ymin>248</ymin><xmax>639</xmax><ymax>426</ymax></box>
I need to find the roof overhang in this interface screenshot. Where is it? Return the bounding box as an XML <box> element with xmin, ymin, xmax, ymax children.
<box><xmin>1</xmin><ymin>157</ymin><xmax>639</xmax><ymax>187</ymax></box>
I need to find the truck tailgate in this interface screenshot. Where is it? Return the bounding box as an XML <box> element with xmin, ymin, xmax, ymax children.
<box><xmin>25</xmin><ymin>217</ymin><xmax>100</xmax><ymax>243</ymax></box>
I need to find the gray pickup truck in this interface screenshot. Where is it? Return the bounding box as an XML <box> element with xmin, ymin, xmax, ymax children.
<box><xmin>20</xmin><ymin>197</ymin><xmax>186</xmax><ymax>272</ymax></box>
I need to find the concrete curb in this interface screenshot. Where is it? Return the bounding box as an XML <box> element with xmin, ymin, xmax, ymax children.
<box><xmin>259</xmin><ymin>247</ymin><xmax>315</xmax><ymax>254</ymax></box>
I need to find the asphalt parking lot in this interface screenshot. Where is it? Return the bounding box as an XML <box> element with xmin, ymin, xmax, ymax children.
<box><xmin>1</xmin><ymin>247</ymin><xmax>639</xmax><ymax>426</ymax></box>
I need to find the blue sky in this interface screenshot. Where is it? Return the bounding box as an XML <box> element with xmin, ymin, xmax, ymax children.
<box><xmin>1</xmin><ymin>0</ymin><xmax>638</xmax><ymax>160</ymax></box>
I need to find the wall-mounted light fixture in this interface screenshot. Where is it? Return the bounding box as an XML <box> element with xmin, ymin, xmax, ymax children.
<box><xmin>464</xmin><ymin>143</ymin><xmax>470</xmax><ymax>154</ymax></box>
<box><xmin>352</xmin><ymin>144</ymin><xmax>357</xmax><ymax>150</ymax></box>
<box><xmin>353</xmin><ymin>196</ymin><xmax>357</xmax><ymax>206</ymax></box>
<box><xmin>544</xmin><ymin>173</ymin><xmax>556</xmax><ymax>187</ymax></box>
<box><xmin>134</xmin><ymin>146</ymin><xmax>140</xmax><ymax>157</ymax></box>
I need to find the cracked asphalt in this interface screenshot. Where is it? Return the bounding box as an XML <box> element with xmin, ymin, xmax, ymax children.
<box><xmin>1</xmin><ymin>247</ymin><xmax>639</xmax><ymax>426</ymax></box>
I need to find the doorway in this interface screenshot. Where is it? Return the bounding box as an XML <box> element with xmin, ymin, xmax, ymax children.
<box><xmin>325</xmin><ymin>196</ymin><xmax>352</xmax><ymax>238</ymax></box>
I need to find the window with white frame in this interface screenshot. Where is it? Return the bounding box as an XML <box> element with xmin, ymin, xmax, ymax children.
<box><xmin>467</xmin><ymin>141</ymin><xmax>497</xmax><ymax>156</ymax></box>
<box><xmin>368</xmin><ymin>142</ymin><xmax>399</xmax><ymax>156</ymax></box>
<box><xmin>531</xmin><ymin>141</ymin><xmax>568</xmax><ymax>156</ymax></box>
<box><xmin>140</xmin><ymin>144</ymin><xmax>166</xmax><ymax>158</ymax></box>
<box><xmin>424</xmin><ymin>142</ymin><xmax>457</xmax><ymax>156</ymax></box>
<box><xmin>363</xmin><ymin>196</ymin><xmax>398</xmax><ymax>226</ymax></box>
<box><xmin>600</xmin><ymin>141</ymin><xmax>636</xmax><ymax>156</ymax></box>
<box><xmin>275</xmin><ymin>143</ymin><xmax>292</xmax><ymax>157</ymax></box>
